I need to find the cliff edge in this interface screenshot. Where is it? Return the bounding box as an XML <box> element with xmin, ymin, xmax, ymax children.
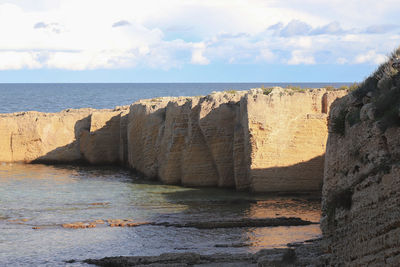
<box><xmin>0</xmin><ymin>87</ymin><xmax>346</xmax><ymax>192</ymax></box>
<box><xmin>322</xmin><ymin>48</ymin><xmax>400</xmax><ymax>265</ymax></box>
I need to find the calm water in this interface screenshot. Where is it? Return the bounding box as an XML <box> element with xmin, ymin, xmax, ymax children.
<box><xmin>0</xmin><ymin>164</ymin><xmax>321</xmax><ymax>266</ymax></box>
<box><xmin>0</xmin><ymin>83</ymin><xmax>349</xmax><ymax>114</ymax></box>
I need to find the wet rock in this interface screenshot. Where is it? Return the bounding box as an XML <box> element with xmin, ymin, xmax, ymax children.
<box><xmin>32</xmin><ymin>226</ymin><xmax>41</xmax><ymax>230</ymax></box>
<box><xmin>84</xmin><ymin>252</ymin><xmax>252</xmax><ymax>267</ymax></box>
<box><xmin>62</xmin><ymin>222</ymin><xmax>96</xmax><ymax>229</ymax></box>
<box><xmin>107</xmin><ymin>219</ymin><xmax>145</xmax><ymax>227</ymax></box>
<box><xmin>108</xmin><ymin>219</ymin><xmax>129</xmax><ymax>227</ymax></box>
<box><xmin>215</xmin><ymin>242</ymin><xmax>252</xmax><ymax>248</ymax></box>
<box><xmin>151</xmin><ymin>217</ymin><xmax>317</xmax><ymax>229</ymax></box>
<box><xmin>83</xmin><ymin>240</ymin><xmax>325</xmax><ymax>266</ymax></box>
<box><xmin>126</xmin><ymin>222</ymin><xmax>144</xmax><ymax>227</ymax></box>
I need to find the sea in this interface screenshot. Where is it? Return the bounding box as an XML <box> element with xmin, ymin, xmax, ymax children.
<box><xmin>0</xmin><ymin>83</ymin><xmax>349</xmax><ymax>114</ymax></box>
<box><xmin>0</xmin><ymin>83</ymin><xmax>344</xmax><ymax>266</ymax></box>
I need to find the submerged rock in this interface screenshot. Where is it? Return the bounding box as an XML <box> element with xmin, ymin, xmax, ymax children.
<box><xmin>151</xmin><ymin>217</ymin><xmax>317</xmax><ymax>229</ymax></box>
<box><xmin>62</xmin><ymin>222</ymin><xmax>96</xmax><ymax>229</ymax></box>
<box><xmin>83</xmin><ymin>240</ymin><xmax>324</xmax><ymax>266</ymax></box>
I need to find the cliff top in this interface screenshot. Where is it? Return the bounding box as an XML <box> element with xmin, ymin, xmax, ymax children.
<box><xmin>0</xmin><ymin>106</ymin><xmax>130</xmax><ymax>118</ymax></box>
<box><xmin>136</xmin><ymin>86</ymin><xmax>347</xmax><ymax>103</ymax></box>
<box><xmin>330</xmin><ymin>46</ymin><xmax>400</xmax><ymax>135</ymax></box>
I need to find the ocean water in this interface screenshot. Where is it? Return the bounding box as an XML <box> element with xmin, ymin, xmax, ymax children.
<box><xmin>0</xmin><ymin>83</ymin><xmax>349</xmax><ymax>114</ymax></box>
<box><xmin>0</xmin><ymin>164</ymin><xmax>321</xmax><ymax>266</ymax></box>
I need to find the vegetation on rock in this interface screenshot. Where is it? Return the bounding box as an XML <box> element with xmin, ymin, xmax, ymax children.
<box><xmin>332</xmin><ymin>47</ymin><xmax>400</xmax><ymax>135</ymax></box>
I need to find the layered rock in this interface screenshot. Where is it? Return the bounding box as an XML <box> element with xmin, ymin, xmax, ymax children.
<box><xmin>243</xmin><ymin>88</ymin><xmax>346</xmax><ymax>192</ymax></box>
<box><xmin>127</xmin><ymin>88</ymin><xmax>346</xmax><ymax>191</ymax></box>
<box><xmin>0</xmin><ymin>107</ymin><xmax>129</xmax><ymax>164</ymax></box>
<box><xmin>322</xmin><ymin>49</ymin><xmax>400</xmax><ymax>265</ymax></box>
<box><xmin>80</xmin><ymin>108</ymin><xmax>129</xmax><ymax>165</ymax></box>
<box><xmin>0</xmin><ymin>88</ymin><xmax>345</xmax><ymax>192</ymax></box>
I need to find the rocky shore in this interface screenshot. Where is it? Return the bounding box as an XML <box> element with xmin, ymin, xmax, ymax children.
<box><xmin>78</xmin><ymin>49</ymin><xmax>400</xmax><ymax>265</ymax></box>
<box><xmin>82</xmin><ymin>240</ymin><xmax>324</xmax><ymax>266</ymax></box>
<box><xmin>22</xmin><ymin>216</ymin><xmax>316</xmax><ymax>230</ymax></box>
<box><xmin>3</xmin><ymin>59</ymin><xmax>400</xmax><ymax>265</ymax></box>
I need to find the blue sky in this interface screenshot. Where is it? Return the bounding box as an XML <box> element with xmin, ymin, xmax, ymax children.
<box><xmin>0</xmin><ymin>0</ymin><xmax>399</xmax><ymax>82</ymax></box>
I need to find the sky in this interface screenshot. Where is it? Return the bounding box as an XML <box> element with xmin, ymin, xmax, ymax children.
<box><xmin>0</xmin><ymin>0</ymin><xmax>399</xmax><ymax>82</ymax></box>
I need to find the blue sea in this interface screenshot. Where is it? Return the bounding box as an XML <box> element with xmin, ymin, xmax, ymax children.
<box><xmin>0</xmin><ymin>83</ymin><xmax>349</xmax><ymax>114</ymax></box>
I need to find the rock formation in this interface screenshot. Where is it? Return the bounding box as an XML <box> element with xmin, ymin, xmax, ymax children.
<box><xmin>322</xmin><ymin>48</ymin><xmax>400</xmax><ymax>265</ymax></box>
<box><xmin>127</xmin><ymin>88</ymin><xmax>345</xmax><ymax>191</ymax></box>
<box><xmin>0</xmin><ymin>87</ymin><xmax>346</xmax><ymax>192</ymax></box>
<box><xmin>0</xmin><ymin>107</ymin><xmax>129</xmax><ymax>164</ymax></box>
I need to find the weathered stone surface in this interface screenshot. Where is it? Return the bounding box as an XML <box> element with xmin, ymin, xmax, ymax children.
<box><xmin>322</xmin><ymin>92</ymin><xmax>400</xmax><ymax>265</ymax></box>
<box><xmin>126</xmin><ymin>88</ymin><xmax>345</xmax><ymax>191</ymax></box>
<box><xmin>80</xmin><ymin>109</ymin><xmax>128</xmax><ymax>164</ymax></box>
<box><xmin>0</xmin><ymin>88</ymin><xmax>345</xmax><ymax>192</ymax></box>
<box><xmin>0</xmin><ymin>107</ymin><xmax>128</xmax><ymax>164</ymax></box>
<box><xmin>0</xmin><ymin>109</ymin><xmax>93</xmax><ymax>163</ymax></box>
<box><xmin>241</xmin><ymin>89</ymin><xmax>347</xmax><ymax>192</ymax></box>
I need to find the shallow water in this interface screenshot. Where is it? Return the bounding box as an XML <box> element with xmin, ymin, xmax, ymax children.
<box><xmin>0</xmin><ymin>164</ymin><xmax>321</xmax><ymax>266</ymax></box>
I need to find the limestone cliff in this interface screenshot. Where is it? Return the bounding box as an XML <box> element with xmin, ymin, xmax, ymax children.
<box><xmin>322</xmin><ymin>48</ymin><xmax>400</xmax><ymax>265</ymax></box>
<box><xmin>0</xmin><ymin>107</ymin><xmax>129</xmax><ymax>164</ymax></box>
<box><xmin>0</xmin><ymin>88</ymin><xmax>345</xmax><ymax>192</ymax></box>
<box><xmin>126</xmin><ymin>88</ymin><xmax>345</xmax><ymax>191</ymax></box>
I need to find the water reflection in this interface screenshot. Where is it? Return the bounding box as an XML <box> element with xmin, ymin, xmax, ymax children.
<box><xmin>0</xmin><ymin>163</ymin><xmax>321</xmax><ymax>266</ymax></box>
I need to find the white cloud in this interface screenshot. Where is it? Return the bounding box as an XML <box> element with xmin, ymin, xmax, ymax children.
<box><xmin>355</xmin><ymin>50</ymin><xmax>387</xmax><ymax>65</ymax></box>
<box><xmin>258</xmin><ymin>49</ymin><xmax>275</xmax><ymax>62</ymax></box>
<box><xmin>191</xmin><ymin>43</ymin><xmax>209</xmax><ymax>65</ymax></box>
<box><xmin>311</xmin><ymin>22</ymin><xmax>345</xmax><ymax>35</ymax></box>
<box><xmin>336</xmin><ymin>57</ymin><xmax>348</xmax><ymax>64</ymax></box>
<box><xmin>0</xmin><ymin>0</ymin><xmax>399</xmax><ymax>70</ymax></box>
<box><xmin>365</xmin><ymin>24</ymin><xmax>400</xmax><ymax>34</ymax></box>
<box><xmin>277</xmin><ymin>20</ymin><xmax>313</xmax><ymax>37</ymax></box>
<box><xmin>0</xmin><ymin>51</ymin><xmax>42</xmax><ymax>70</ymax></box>
<box><xmin>287</xmin><ymin>50</ymin><xmax>315</xmax><ymax>65</ymax></box>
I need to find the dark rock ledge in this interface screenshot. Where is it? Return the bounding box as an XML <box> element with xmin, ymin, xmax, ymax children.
<box><xmin>149</xmin><ymin>217</ymin><xmax>317</xmax><ymax>229</ymax></box>
<box><xmin>81</xmin><ymin>240</ymin><xmax>325</xmax><ymax>267</ymax></box>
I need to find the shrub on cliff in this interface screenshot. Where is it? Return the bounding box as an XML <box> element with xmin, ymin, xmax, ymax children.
<box><xmin>260</xmin><ymin>85</ymin><xmax>273</xmax><ymax>95</ymax></box>
<box><xmin>338</xmin><ymin>47</ymin><xmax>400</xmax><ymax>132</ymax></box>
<box><xmin>225</xmin><ymin>89</ymin><xmax>238</xmax><ymax>94</ymax></box>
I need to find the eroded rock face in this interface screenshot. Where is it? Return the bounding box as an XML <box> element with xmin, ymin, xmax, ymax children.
<box><xmin>0</xmin><ymin>107</ymin><xmax>129</xmax><ymax>164</ymax></box>
<box><xmin>126</xmin><ymin>88</ymin><xmax>346</xmax><ymax>191</ymax></box>
<box><xmin>80</xmin><ymin>109</ymin><xmax>129</xmax><ymax>165</ymax></box>
<box><xmin>0</xmin><ymin>109</ymin><xmax>92</xmax><ymax>163</ymax></box>
<box><xmin>242</xmin><ymin>89</ymin><xmax>347</xmax><ymax>192</ymax></box>
<box><xmin>322</xmin><ymin>95</ymin><xmax>400</xmax><ymax>265</ymax></box>
<box><xmin>0</xmin><ymin>88</ymin><xmax>345</xmax><ymax>192</ymax></box>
